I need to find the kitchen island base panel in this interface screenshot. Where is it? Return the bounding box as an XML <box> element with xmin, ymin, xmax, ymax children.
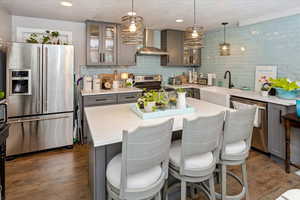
<box><xmin>89</xmin><ymin>141</ymin><xmax>121</xmax><ymax>200</ymax></box>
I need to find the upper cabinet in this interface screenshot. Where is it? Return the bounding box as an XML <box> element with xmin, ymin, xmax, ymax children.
<box><xmin>86</xmin><ymin>21</ymin><xmax>117</xmax><ymax>66</ymax></box>
<box><xmin>116</xmin><ymin>24</ymin><xmax>137</xmax><ymax>66</ymax></box>
<box><xmin>86</xmin><ymin>21</ymin><xmax>138</xmax><ymax>66</ymax></box>
<box><xmin>161</xmin><ymin>29</ymin><xmax>201</xmax><ymax>67</ymax></box>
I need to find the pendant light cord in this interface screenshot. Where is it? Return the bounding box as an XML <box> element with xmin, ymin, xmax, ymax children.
<box><xmin>224</xmin><ymin>24</ymin><xmax>226</xmax><ymax>43</ymax></box>
<box><xmin>132</xmin><ymin>0</ymin><xmax>134</xmax><ymax>15</ymax></box>
<box><xmin>193</xmin><ymin>0</ymin><xmax>196</xmax><ymax>26</ymax></box>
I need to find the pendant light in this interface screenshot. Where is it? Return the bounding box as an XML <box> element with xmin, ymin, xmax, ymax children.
<box><xmin>184</xmin><ymin>0</ymin><xmax>204</xmax><ymax>49</ymax></box>
<box><xmin>219</xmin><ymin>22</ymin><xmax>230</xmax><ymax>56</ymax></box>
<box><xmin>120</xmin><ymin>0</ymin><xmax>144</xmax><ymax>46</ymax></box>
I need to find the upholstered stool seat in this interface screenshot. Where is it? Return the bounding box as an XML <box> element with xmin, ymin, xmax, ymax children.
<box><xmin>106</xmin><ymin>153</ymin><xmax>162</xmax><ymax>190</ymax></box>
<box><xmin>225</xmin><ymin>140</ymin><xmax>247</xmax><ymax>155</ymax></box>
<box><xmin>277</xmin><ymin>189</ymin><xmax>300</xmax><ymax>200</ymax></box>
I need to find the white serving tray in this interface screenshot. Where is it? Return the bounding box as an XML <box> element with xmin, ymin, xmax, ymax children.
<box><xmin>130</xmin><ymin>104</ymin><xmax>195</xmax><ymax>120</ymax></box>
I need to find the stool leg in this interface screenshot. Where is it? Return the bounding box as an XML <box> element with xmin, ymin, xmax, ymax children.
<box><xmin>181</xmin><ymin>181</ymin><xmax>186</xmax><ymax>200</ymax></box>
<box><xmin>242</xmin><ymin>163</ymin><xmax>250</xmax><ymax>200</ymax></box>
<box><xmin>209</xmin><ymin>175</ymin><xmax>216</xmax><ymax>200</ymax></box>
<box><xmin>162</xmin><ymin>179</ymin><xmax>168</xmax><ymax>200</ymax></box>
<box><xmin>155</xmin><ymin>191</ymin><xmax>161</xmax><ymax>200</ymax></box>
<box><xmin>107</xmin><ymin>193</ymin><xmax>113</xmax><ymax>200</ymax></box>
<box><xmin>221</xmin><ymin>164</ymin><xmax>227</xmax><ymax>200</ymax></box>
<box><xmin>190</xmin><ymin>184</ymin><xmax>196</xmax><ymax>199</ymax></box>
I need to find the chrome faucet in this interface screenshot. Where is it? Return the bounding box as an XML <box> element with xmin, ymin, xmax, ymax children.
<box><xmin>224</xmin><ymin>71</ymin><xmax>234</xmax><ymax>88</ymax></box>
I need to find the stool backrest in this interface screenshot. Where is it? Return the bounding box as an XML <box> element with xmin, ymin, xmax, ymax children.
<box><xmin>181</xmin><ymin>112</ymin><xmax>225</xmax><ymax>176</ymax></box>
<box><xmin>222</xmin><ymin>107</ymin><xmax>256</xmax><ymax>160</ymax></box>
<box><xmin>120</xmin><ymin>118</ymin><xmax>174</xmax><ymax>197</ymax></box>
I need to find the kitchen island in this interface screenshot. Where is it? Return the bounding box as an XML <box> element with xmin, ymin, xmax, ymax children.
<box><xmin>84</xmin><ymin>98</ymin><xmax>232</xmax><ymax>200</ymax></box>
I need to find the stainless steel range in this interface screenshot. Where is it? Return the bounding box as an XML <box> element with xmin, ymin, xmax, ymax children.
<box><xmin>134</xmin><ymin>75</ymin><xmax>162</xmax><ymax>91</ymax></box>
<box><xmin>6</xmin><ymin>43</ymin><xmax>74</xmax><ymax>156</ymax></box>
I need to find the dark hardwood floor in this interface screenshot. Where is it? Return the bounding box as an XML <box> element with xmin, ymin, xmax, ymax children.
<box><xmin>6</xmin><ymin>145</ymin><xmax>300</xmax><ymax>200</ymax></box>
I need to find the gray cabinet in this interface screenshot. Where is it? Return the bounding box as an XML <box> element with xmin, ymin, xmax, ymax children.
<box><xmin>86</xmin><ymin>21</ymin><xmax>117</xmax><ymax>66</ymax></box>
<box><xmin>117</xmin><ymin>92</ymin><xmax>142</xmax><ymax>104</ymax></box>
<box><xmin>161</xmin><ymin>29</ymin><xmax>201</xmax><ymax>67</ymax></box>
<box><xmin>116</xmin><ymin>25</ymin><xmax>137</xmax><ymax>66</ymax></box>
<box><xmin>268</xmin><ymin>103</ymin><xmax>295</xmax><ymax>159</ymax></box>
<box><xmin>84</xmin><ymin>94</ymin><xmax>118</xmax><ymax>107</ymax></box>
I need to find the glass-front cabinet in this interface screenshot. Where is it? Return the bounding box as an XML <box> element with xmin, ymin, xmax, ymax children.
<box><xmin>86</xmin><ymin>21</ymin><xmax>117</xmax><ymax>66</ymax></box>
<box><xmin>184</xmin><ymin>48</ymin><xmax>201</xmax><ymax>66</ymax></box>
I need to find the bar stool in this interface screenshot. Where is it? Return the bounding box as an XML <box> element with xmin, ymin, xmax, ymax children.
<box><xmin>106</xmin><ymin>119</ymin><xmax>174</xmax><ymax>200</ymax></box>
<box><xmin>168</xmin><ymin>112</ymin><xmax>225</xmax><ymax>200</ymax></box>
<box><xmin>217</xmin><ymin>107</ymin><xmax>256</xmax><ymax>200</ymax></box>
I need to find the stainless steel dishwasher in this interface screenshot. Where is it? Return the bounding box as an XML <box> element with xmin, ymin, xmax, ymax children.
<box><xmin>230</xmin><ymin>96</ymin><xmax>269</xmax><ymax>153</ymax></box>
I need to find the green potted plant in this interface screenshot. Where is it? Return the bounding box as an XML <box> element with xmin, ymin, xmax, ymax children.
<box><xmin>269</xmin><ymin>78</ymin><xmax>300</xmax><ymax>99</ymax></box>
<box><xmin>176</xmin><ymin>88</ymin><xmax>186</xmax><ymax>109</ymax></box>
<box><xmin>137</xmin><ymin>90</ymin><xmax>157</xmax><ymax>112</ymax></box>
<box><xmin>0</xmin><ymin>91</ymin><xmax>4</xmax><ymax>100</ymax></box>
<box><xmin>137</xmin><ymin>90</ymin><xmax>169</xmax><ymax>112</ymax></box>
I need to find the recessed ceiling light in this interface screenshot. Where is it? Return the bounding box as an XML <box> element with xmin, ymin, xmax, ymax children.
<box><xmin>60</xmin><ymin>1</ymin><xmax>72</xmax><ymax>7</ymax></box>
<box><xmin>176</xmin><ymin>19</ymin><xmax>184</xmax><ymax>23</ymax></box>
<box><xmin>127</xmin><ymin>11</ymin><xmax>136</xmax><ymax>16</ymax></box>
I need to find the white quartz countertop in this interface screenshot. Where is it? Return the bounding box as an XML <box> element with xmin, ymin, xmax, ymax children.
<box><xmin>165</xmin><ymin>84</ymin><xmax>297</xmax><ymax>106</ymax></box>
<box><xmin>81</xmin><ymin>87</ymin><xmax>143</xmax><ymax>96</ymax></box>
<box><xmin>85</xmin><ymin>98</ymin><xmax>232</xmax><ymax>147</ymax></box>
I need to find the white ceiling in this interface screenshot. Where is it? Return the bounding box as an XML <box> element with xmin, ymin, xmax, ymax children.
<box><xmin>1</xmin><ymin>0</ymin><xmax>300</xmax><ymax>30</ymax></box>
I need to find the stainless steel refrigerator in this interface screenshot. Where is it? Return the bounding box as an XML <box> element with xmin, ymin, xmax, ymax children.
<box><xmin>6</xmin><ymin>43</ymin><xmax>74</xmax><ymax>156</ymax></box>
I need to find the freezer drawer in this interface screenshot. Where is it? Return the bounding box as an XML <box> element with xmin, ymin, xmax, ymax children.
<box><xmin>7</xmin><ymin>113</ymin><xmax>73</xmax><ymax>156</ymax></box>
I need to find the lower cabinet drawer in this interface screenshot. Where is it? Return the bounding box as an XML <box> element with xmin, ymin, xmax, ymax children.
<box><xmin>118</xmin><ymin>92</ymin><xmax>142</xmax><ymax>104</ymax></box>
<box><xmin>84</xmin><ymin>94</ymin><xmax>117</xmax><ymax>106</ymax></box>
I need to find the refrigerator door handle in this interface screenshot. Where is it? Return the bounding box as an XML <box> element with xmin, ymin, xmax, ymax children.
<box><xmin>44</xmin><ymin>47</ymin><xmax>48</xmax><ymax>113</ymax></box>
<box><xmin>8</xmin><ymin>115</ymin><xmax>70</xmax><ymax>124</ymax></box>
<box><xmin>37</xmin><ymin>47</ymin><xmax>41</xmax><ymax>113</ymax></box>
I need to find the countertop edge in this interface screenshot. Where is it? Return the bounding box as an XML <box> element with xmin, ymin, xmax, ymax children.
<box><xmin>81</xmin><ymin>88</ymin><xmax>143</xmax><ymax>96</ymax></box>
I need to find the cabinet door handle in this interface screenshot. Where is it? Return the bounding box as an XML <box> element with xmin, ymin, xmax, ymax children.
<box><xmin>103</xmin><ymin>53</ymin><xmax>105</xmax><ymax>63</ymax></box>
<box><xmin>95</xmin><ymin>98</ymin><xmax>107</xmax><ymax>102</ymax></box>
<box><xmin>99</xmin><ymin>53</ymin><xmax>102</xmax><ymax>63</ymax></box>
<box><xmin>125</xmin><ymin>96</ymin><xmax>136</xmax><ymax>99</ymax></box>
<box><xmin>134</xmin><ymin>54</ymin><xmax>137</xmax><ymax>64</ymax></box>
<box><xmin>167</xmin><ymin>55</ymin><xmax>170</xmax><ymax>64</ymax></box>
<box><xmin>279</xmin><ymin>110</ymin><xmax>282</xmax><ymax>124</ymax></box>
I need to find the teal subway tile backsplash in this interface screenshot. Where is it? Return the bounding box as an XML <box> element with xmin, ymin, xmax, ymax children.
<box><xmin>80</xmin><ymin>56</ymin><xmax>194</xmax><ymax>85</ymax></box>
<box><xmin>200</xmin><ymin>14</ymin><xmax>300</xmax><ymax>89</ymax></box>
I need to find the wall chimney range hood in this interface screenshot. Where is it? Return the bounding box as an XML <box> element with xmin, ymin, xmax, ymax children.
<box><xmin>137</xmin><ymin>29</ymin><xmax>169</xmax><ymax>55</ymax></box>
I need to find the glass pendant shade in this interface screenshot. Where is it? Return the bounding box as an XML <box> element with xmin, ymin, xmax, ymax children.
<box><xmin>120</xmin><ymin>16</ymin><xmax>144</xmax><ymax>45</ymax></box>
<box><xmin>219</xmin><ymin>43</ymin><xmax>230</xmax><ymax>56</ymax></box>
<box><xmin>219</xmin><ymin>22</ymin><xmax>230</xmax><ymax>56</ymax></box>
<box><xmin>120</xmin><ymin>0</ymin><xmax>144</xmax><ymax>46</ymax></box>
<box><xmin>184</xmin><ymin>26</ymin><xmax>204</xmax><ymax>49</ymax></box>
<box><xmin>184</xmin><ymin>0</ymin><xmax>204</xmax><ymax>49</ymax></box>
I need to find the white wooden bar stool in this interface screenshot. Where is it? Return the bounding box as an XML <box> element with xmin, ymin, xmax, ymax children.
<box><xmin>167</xmin><ymin>112</ymin><xmax>225</xmax><ymax>200</ymax></box>
<box><xmin>106</xmin><ymin>119</ymin><xmax>174</xmax><ymax>200</ymax></box>
<box><xmin>216</xmin><ymin>107</ymin><xmax>256</xmax><ymax>200</ymax></box>
<box><xmin>277</xmin><ymin>189</ymin><xmax>300</xmax><ymax>200</ymax></box>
